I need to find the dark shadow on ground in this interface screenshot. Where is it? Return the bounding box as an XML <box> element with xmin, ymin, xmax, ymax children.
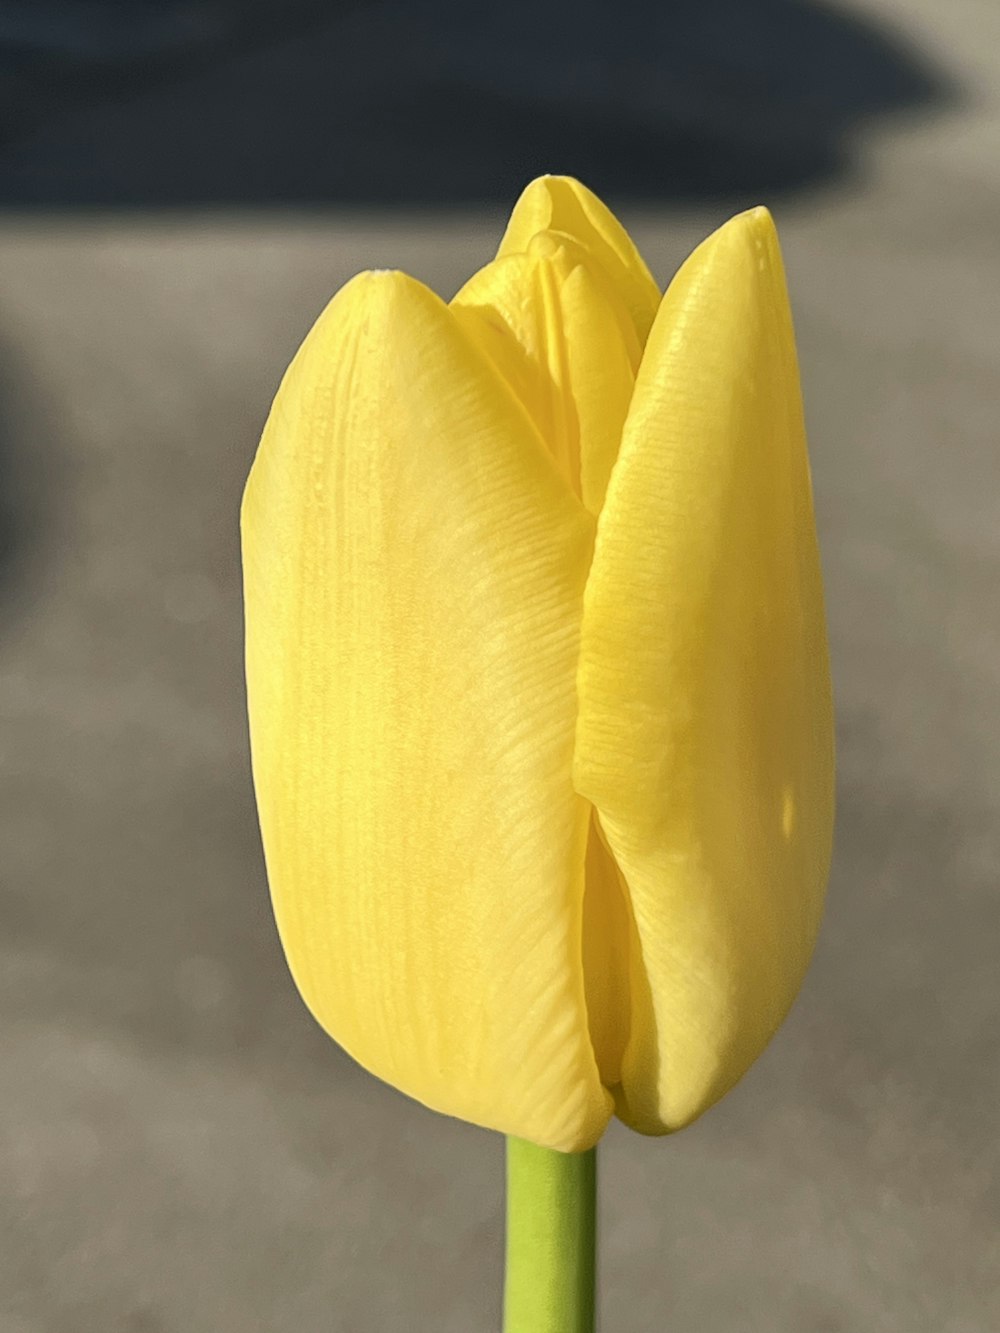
<box><xmin>0</xmin><ymin>0</ymin><xmax>955</xmax><ymax>209</ymax></box>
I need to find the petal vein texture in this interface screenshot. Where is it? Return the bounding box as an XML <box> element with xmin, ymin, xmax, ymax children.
<box><xmin>243</xmin><ymin>271</ymin><xmax>612</xmax><ymax>1151</ymax></box>
<box><xmin>574</xmin><ymin>208</ymin><xmax>835</xmax><ymax>1133</ymax></box>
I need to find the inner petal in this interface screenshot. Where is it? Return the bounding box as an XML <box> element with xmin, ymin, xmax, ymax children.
<box><xmin>451</xmin><ymin>231</ymin><xmax>641</xmax><ymax>515</ymax></box>
<box><xmin>497</xmin><ymin>176</ymin><xmax>662</xmax><ymax>345</ymax></box>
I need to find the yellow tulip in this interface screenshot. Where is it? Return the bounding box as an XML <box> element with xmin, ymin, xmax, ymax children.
<box><xmin>242</xmin><ymin>176</ymin><xmax>834</xmax><ymax>1154</ymax></box>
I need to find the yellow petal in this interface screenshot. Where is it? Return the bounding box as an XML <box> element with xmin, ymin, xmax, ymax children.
<box><xmin>574</xmin><ymin>208</ymin><xmax>835</xmax><ymax>1133</ymax></box>
<box><xmin>498</xmin><ymin>175</ymin><xmax>661</xmax><ymax>345</ymax></box>
<box><xmin>580</xmin><ymin>811</ymin><xmax>655</xmax><ymax>1094</ymax></box>
<box><xmin>452</xmin><ymin>230</ymin><xmax>639</xmax><ymax>514</ymax></box>
<box><xmin>242</xmin><ymin>270</ymin><xmax>612</xmax><ymax>1152</ymax></box>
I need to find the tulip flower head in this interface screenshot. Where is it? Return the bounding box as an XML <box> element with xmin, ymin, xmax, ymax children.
<box><xmin>242</xmin><ymin>177</ymin><xmax>834</xmax><ymax>1154</ymax></box>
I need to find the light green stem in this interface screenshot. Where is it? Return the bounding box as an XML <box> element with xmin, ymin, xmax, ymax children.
<box><xmin>503</xmin><ymin>1137</ymin><xmax>596</xmax><ymax>1333</ymax></box>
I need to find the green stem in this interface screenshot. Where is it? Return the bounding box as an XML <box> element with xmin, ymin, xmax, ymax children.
<box><xmin>503</xmin><ymin>1137</ymin><xmax>596</xmax><ymax>1333</ymax></box>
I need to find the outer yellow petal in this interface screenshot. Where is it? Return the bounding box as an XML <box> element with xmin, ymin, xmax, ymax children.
<box><xmin>242</xmin><ymin>270</ymin><xmax>612</xmax><ymax>1152</ymax></box>
<box><xmin>498</xmin><ymin>175</ymin><xmax>661</xmax><ymax>345</ymax></box>
<box><xmin>452</xmin><ymin>231</ymin><xmax>639</xmax><ymax>514</ymax></box>
<box><xmin>574</xmin><ymin>208</ymin><xmax>834</xmax><ymax>1133</ymax></box>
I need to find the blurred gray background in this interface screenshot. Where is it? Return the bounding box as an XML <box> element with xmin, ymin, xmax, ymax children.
<box><xmin>0</xmin><ymin>0</ymin><xmax>997</xmax><ymax>1329</ymax></box>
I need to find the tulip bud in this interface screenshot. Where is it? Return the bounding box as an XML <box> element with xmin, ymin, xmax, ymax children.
<box><xmin>242</xmin><ymin>177</ymin><xmax>834</xmax><ymax>1153</ymax></box>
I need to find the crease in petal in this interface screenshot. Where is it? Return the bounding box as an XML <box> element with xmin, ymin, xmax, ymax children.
<box><xmin>243</xmin><ymin>269</ymin><xmax>612</xmax><ymax>1151</ymax></box>
<box><xmin>580</xmin><ymin>811</ymin><xmax>630</xmax><ymax>1087</ymax></box>
<box><xmin>574</xmin><ymin>208</ymin><xmax>835</xmax><ymax>1133</ymax></box>
<box><xmin>498</xmin><ymin>175</ymin><xmax>661</xmax><ymax>345</ymax></box>
<box><xmin>452</xmin><ymin>230</ymin><xmax>639</xmax><ymax>514</ymax></box>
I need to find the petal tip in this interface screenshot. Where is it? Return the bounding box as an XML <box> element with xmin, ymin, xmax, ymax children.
<box><xmin>676</xmin><ymin>205</ymin><xmax>786</xmax><ymax>300</ymax></box>
<box><xmin>716</xmin><ymin>205</ymin><xmax>781</xmax><ymax>259</ymax></box>
<box><xmin>309</xmin><ymin>268</ymin><xmax>441</xmax><ymax>348</ymax></box>
<box><xmin>707</xmin><ymin>202</ymin><xmax>774</xmax><ymax>242</ymax></box>
<box><xmin>742</xmin><ymin>204</ymin><xmax>779</xmax><ymax>249</ymax></box>
<box><xmin>340</xmin><ymin>266</ymin><xmax>426</xmax><ymax>306</ymax></box>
